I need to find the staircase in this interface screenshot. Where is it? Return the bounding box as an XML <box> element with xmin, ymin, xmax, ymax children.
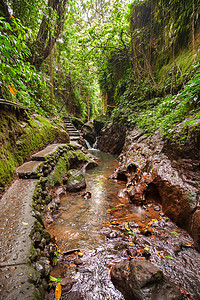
<box><xmin>63</xmin><ymin>116</ymin><xmax>80</xmax><ymax>142</ymax></box>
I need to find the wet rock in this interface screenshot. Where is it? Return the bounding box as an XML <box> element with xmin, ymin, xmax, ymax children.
<box><xmin>85</xmin><ymin>161</ymin><xmax>98</xmax><ymax>170</ymax></box>
<box><xmin>107</xmin><ymin>231</ymin><xmax>118</xmax><ymax>238</ymax></box>
<box><xmin>111</xmin><ymin>259</ymin><xmax>183</xmax><ymax>300</ymax></box>
<box><xmin>62</xmin><ymin>291</ymin><xmax>84</xmax><ymax>300</ymax></box>
<box><xmin>114</xmin><ymin>127</ymin><xmax>200</xmax><ymax>248</ymax></box>
<box><xmin>140</xmin><ymin>229</ymin><xmax>152</xmax><ymax>236</ymax></box>
<box><xmin>35</xmin><ymin>257</ymin><xmax>52</xmax><ymax>277</ymax></box>
<box><xmin>81</xmin><ymin>121</ymin><xmax>96</xmax><ymax>146</ymax></box>
<box><xmin>61</xmin><ymin>277</ymin><xmax>77</xmax><ymax>293</ymax></box>
<box><xmin>142</xmin><ymin>249</ymin><xmax>151</xmax><ymax>259</ymax></box>
<box><xmin>126</xmin><ymin>247</ymin><xmax>137</xmax><ymax>257</ymax></box>
<box><xmin>97</xmin><ymin>122</ymin><xmax>126</xmax><ymax>154</ymax></box>
<box><xmin>32</xmin><ymin>232</ymin><xmax>42</xmax><ymax>245</ymax></box>
<box><xmin>93</xmin><ymin>115</ymin><xmax>109</xmax><ymax>135</ymax></box>
<box><xmin>81</xmin><ymin>191</ymin><xmax>92</xmax><ymax>199</ymax></box>
<box><xmin>154</xmin><ymin>205</ymin><xmax>161</xmax><ymax>211</ymax></box>
<box><xmin>54</xmin><ymin>198</ymin><xmax>61</xmax><ymax>205</ymax></box>
<box><xmin>74</xmin><ymin>258</ymin><xmax>83</xmax><ymax>265</ymax></box>
<box><xmin>64</xmin><ymin>170</ymin><xmax>86</xmax><ymax>192</ymax></box>
<box><xmin>42</xmin><ymin>211</ymin><xmax>53</xmax><ymax>224</ymax></box>
<box><xmin>190</xmin><ymin>209</ymin><xmax>200</xmax><ymax>251</ymax></box>
<box><xmin>159</xmin><ymin>212</ymin><xmax>165</xmax><ymax>217</ymax></box>
<box><xmin>129</xmin><ymin>221</ymin><xmax>140</xmax><ymax>229</ymax></box>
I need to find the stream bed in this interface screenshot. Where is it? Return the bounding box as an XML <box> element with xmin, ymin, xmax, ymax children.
<box><xmin>47</xmin><ymin>151</ymin><xmax>200</xmax><ymax>299</ymax></box>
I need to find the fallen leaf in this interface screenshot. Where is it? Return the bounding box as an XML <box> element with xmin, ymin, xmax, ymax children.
<box><xmin>55</xmin><ymin>282</ymin><xmax>62</xmax><ymax>300</ymax></box>
<box><xmin>180</xmin><ymin>288</ymin><xmax>189</xmax><ymax>295</ymax></box>
<box><xmin>22</xmin><ymin>222</ymin><xmax>28</xmax><ymax>225</ymax></box>
<box><xmin>78</xmin><ymin>252</ymin><xmax>83</xmax><ymax>257</ymax></box>
<box><xmin>185</xmin><ymin>243</ymin><xmax>193</xmax><ymax>247</ymax></box>
<box><xmin>108</xmin><ymin>208</ymin><xmax>116</xmax><ymax>211</ymax></box>
<box><xmin>9</xmin><ymin>234</ymin><xmax>11</xmax><ymax>237</ymax></box>
<box><xmin>166</xmin><ymin>256</ymin><xmax>175</xmax><ymax>259</ymax></box>
<box><xmin>125</xmin><ymin>222</ymin><xmax>136</xmax><ymax>236</ymax></box>
<box><xmin>130</xmin><ymin>256</ymin><xmax>145</xmax><ymax>260</ymax></box>
<box><xmin>49</xmin><ymin>275</ymin><xmax>58</xmax><ymax>282</ymax></box>
<box><xmin>171</xmin><ymin>230</ymin><xmax>181</xmax><ymax>235</ymax></box>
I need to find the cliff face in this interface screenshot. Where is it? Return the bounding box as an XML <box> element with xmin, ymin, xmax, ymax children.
<box><xmin>111</xmin><ymin>128</ymin><xmax>200</xmax><ymax>250</ymax></box>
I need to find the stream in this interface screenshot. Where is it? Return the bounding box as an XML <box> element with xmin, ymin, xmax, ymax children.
<box><xmin>47</xmin><ymin>150</ymin><xmax>200</xmax><ymax>300</ymax></box>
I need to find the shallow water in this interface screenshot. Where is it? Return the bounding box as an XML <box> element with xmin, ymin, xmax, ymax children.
<box><xmin>47</xmin><ymin>151</ymin><xmax>200</xmax><ymax>299</ymax></box>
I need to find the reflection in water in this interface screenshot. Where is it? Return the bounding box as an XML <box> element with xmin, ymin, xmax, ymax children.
<box><xmin>47</xmin><ymin>150</ymin><xmax>200</xmax><ymax>300</ymax></box>
<box><xmin>48</xmin><ymin>151</ymin><xmax>128</xmax><ymax>250</ymax></box>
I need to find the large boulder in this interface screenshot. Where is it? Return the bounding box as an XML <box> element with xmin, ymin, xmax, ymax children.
<box><xmin>93</xmin><ymin>115</ymin><xmax>109</xmax><ymax>135</ymax></box>
<box><xmin>111</xmin><ymin>259</ymin><xmax>183</xmax><ymax>300</ymax></box>
<box><xmin>97</xmin><ymin>122</ymin><xmax>126</xmax><ymax>154</ymax></box>
<box><xmin>64</xmin><ymin>170</ymin><xmax>86</xmax><ymax>192</ymax></box>
<box><xmin>81</xmin><ymin>121</ymin><xmax>96</xmax><ymax>146</ymax></box>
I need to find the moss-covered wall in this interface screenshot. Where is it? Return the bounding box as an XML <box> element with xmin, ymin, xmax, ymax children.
<box><xmin>0</xmin><ymin>105</ymin><xmax>69</xmax><ymax>192</ymax></box>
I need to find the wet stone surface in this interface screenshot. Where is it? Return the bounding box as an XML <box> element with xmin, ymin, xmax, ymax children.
<box><xmin>46</xmin><ymin>151</ymin><xmax>200</xmax><ymax>300</ymax></box>
<box><xmin>0</xmin><ymin>179</ymin><xmax>39</xmax><ymax>299</ymax></box>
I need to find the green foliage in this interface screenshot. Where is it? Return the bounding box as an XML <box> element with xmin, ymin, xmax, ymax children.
<box><xmin>137</xmin><ymin>54</ymin><xmax>200</xmax><ymax>141</ymax></box>
<box><xmin>0</xmin><ymin>17</ymin><xmax>52</xmax><ymax>115</ymax></box>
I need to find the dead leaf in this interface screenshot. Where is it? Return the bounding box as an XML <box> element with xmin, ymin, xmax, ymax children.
<box><xmin>55</xmin><ymin>282</ymin><xmax>62</xmax><ymax>300</ymax></box>
<box><xmin>22</xmin><ymin>222</ymin><xmax>28</xmax><ymax>225</ymax></box>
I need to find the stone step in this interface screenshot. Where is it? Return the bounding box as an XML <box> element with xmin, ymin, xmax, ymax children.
<box><xmin>16</xmin><ymin>160</ymin><xmax>42</xmax><ymax>179</ymax></box>
<box><xmin>31</xmin><ymin>144</ymin><xmax>66</xmax><ymax>161</ymax></box>
<box><xmin>17</xmin><ymin>143</ymin><xmax>69</xmax><ymax>178</ymax></box>
<box><xmin>65</xmin><ymin>125</ymin><xmax>77</xmax><ymax>129</ymax></box>
<box><xmin>0</xmin><ymin>179</ymin><xmax>39</xmax><ymax>299</ymax></box>
<box><xmin>66</xmin><ymin>126</ymin><xmax>77</xmax><ymax>130</ymax></box>
<box><xmin>62</xmin><ymin>116</ymin><xmax>81</xmax><ymax>141</ymax></box>
<box><xmin>70</xmin><ymin>136</ymin><xmax>80</xmax><ymax>140</ymax></box>
<box><xmin>67</xmin><ymin>131</ymin><xmax>80</xmax><ymax>134</ymax></box>
<box><xmin>68</xmin><ymin>131</ymin><xmax>79</xmax><ymax>134</ymax></box>
<box><xmin>65</xmin><ymin>126</ymin><xmax>76</xmax><ymax>129</ymax></box>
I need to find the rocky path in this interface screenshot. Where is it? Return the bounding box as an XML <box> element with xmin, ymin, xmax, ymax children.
<box><xmin>0</xmin><ymin>143</ymin><xmax>67</xmax><ymax>299</ymax></box>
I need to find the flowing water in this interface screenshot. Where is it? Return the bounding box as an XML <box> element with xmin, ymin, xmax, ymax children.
<box><xmin>47</xmin><ymin>151</ymin><xmax>200</xmax><ymax>299</ymax></box>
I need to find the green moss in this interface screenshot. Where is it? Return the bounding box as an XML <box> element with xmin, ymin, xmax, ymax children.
<box><xmin>157</xmin><ymin>49</ymin><xmax>194</xmax><ymax>87</ymax></box>
<box><xmin>47</xmin><ymin>156</ymin><xmax>69</xmax><ymax>187</ymax></box>
<box><xmin>0</xmin><ymin>108</ymin><xmax>69</xmax><ymax>190</ymax></box>
<box><xmin>29</xmin><ymin>243</ymin><xmax>38</xmax><ymax>262</ymax></box>
<box><xmin>47</xmin><ymin>148</ymin><xmax>91</xmax><ymax>188</ymax></box>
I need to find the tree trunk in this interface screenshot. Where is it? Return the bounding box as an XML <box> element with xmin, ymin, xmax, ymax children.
<box><xmin>29</xmin><ymin>0</ymin><xmax>67</xmax><ymax>70</ymax></box>
<box><xmin>50</xmin><ymin>40</ymin><xmax>54</xmax><ymax>105</ymax></box>
<box><xmin>0</xmin><ymin>1</ymin><xmax>10</xmax><ymax>19</ymax></box>
<box><xmin>192</xmin><ymin>0</ymin><xmax>195</xmax><ymax>62</ymax></box>
<box><xmin>87</xmin><ymin>95</ymin><xmax>90</xmax><ymax>121</ymax></box>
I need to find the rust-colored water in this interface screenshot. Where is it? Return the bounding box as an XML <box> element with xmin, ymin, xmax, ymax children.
<box><xmin>47</xmin><ymin>151</ymin><xmax>200</xmax><ymax>300</ymax></box>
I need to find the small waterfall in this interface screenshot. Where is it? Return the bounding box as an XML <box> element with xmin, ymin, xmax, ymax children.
<box><xmin>84</xmin><ymin>138</ymin><xmax>99</xmax><ymax>150</ymax></box>
<box><xmin>92</xmin><ymin>137</ymin><xmax>98</xmax><ymax>149</ymax></box>
<box><xmin>85</xmin><ymin>139</ymin><xmax>92</xmax><ymax>150</ymax></box>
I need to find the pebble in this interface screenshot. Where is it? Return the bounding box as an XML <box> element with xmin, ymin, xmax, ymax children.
<box><xmin>154</xmin><ymin>205</ymin><xmax>160</xmax><ymax>211</ymax></box>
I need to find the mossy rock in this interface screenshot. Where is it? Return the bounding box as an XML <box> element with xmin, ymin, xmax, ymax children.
<box><xmin>71</xmin><ymin>116</ymin><xmax>85</xmax><ymax>130</ymax></box>
<box><xmin>94</xmin><ymin>115</ymin><xmax>109</xmax><ymax>134</ymax></box>
<box><xmin>64</xmin><ymin>169</ymin><xmax>86</xmax><ymax>192</ymax></box>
